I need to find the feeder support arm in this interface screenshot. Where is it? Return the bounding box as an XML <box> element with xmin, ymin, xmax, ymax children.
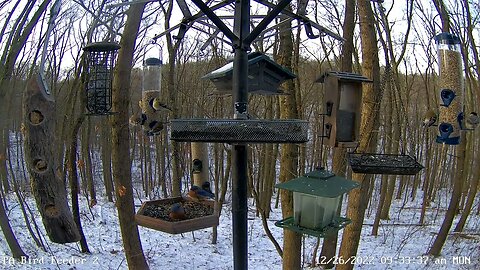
<box><xmin>190</xmin><ymin>0</ymin><xmax>238</xmax><ymax>43</ymax></box>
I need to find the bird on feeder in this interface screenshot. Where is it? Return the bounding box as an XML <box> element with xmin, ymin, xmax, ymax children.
<box><xmin>188</xmin><ymin>186</ymin><xmax>215</xmax><ymax>201</ymax></box>
<box><xmin>201</xmin><ymin>181</ymin><xmax>215</xmax><ymax>198</ymax></box>
<box><xmin>150</xmin><ymin>97</ymin><xmax>172</xmax><ymax>112</ymax></box>
<box><xmin>465</xmin><ymin>112</ymin><xmax>479</xmax><ymax>130</ymax></box>
<box><xmin>169</xmin><ymin>203</ymin><xmax>186</xmax><ymax>220</ymax></box>
<box><xmin>423</xmin><ymin>109</ymin><xmax>437</xmax><ymax>127</ymax></box>
<box><xmin>129</xmin><ymin>112</ymin><xmax>147</xmax><ymax>126</ymax></box>
<box><xmin>145</xmin><ymin>120</ymin><xmax>163</xmax><ymax>136</ymax></box>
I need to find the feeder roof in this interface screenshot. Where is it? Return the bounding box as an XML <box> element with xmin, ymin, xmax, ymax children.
<box><xmin>434</xmin><ymin>32</ymin><xmax>460</xmax><ymax>45</ymax></box>
<box><xmin>275</xmin><ymin>169</ymin><xmax>359</xmax><ymax>198</ymax></box>
<box><xmin>145</xmin><ymin>57</ymin><xmax>163</xmax><ymax>66</ymax></box>
<box><xmin>83</xmin><ymin>42</ymin><xmax>121</xmax><ymax>52</ymax></box>
<box><xmin>315</xmin><ymin>71</ymin><xmax>372</xmax><ymax>83</ymax></box>
<box><xmin>202</xmin><ymin>52</ymin><xmax>296</xmax><ymax>80</ymax></box>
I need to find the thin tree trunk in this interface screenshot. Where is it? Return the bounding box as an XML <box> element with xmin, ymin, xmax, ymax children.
<box><xmin>0</xmin><ymin>189</ymin><xmax>27</xmax><ymax>259</ymax></box>
<box><xmin>110</xmin><ymin>3</ymin><xmax>149</xmax><ymax>269</ymax></box>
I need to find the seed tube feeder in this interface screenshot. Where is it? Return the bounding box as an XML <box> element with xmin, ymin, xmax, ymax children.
<box><xmin>275</xmin><ymin>169</ymin><xmax>359</xmax><ymax>237</ymax></box>
<box><xmin>83</xmin><ymin>42</ymin><xmax>120</xmax><ymax>115</ymax></box>
<box><xmin>434</xmin><ymin>33</ymin><xmax>463</xmax><ymax>145</ymax></box>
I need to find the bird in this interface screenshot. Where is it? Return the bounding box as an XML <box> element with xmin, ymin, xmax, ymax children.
<box><xmin>188</xmin><ymin>185</ymin><xmax>215</xmax><ymax>201</ymax></box>
<box><xmin>423</xmin><ymin>109</ymin><xmax>437</xmax><ymax>127</ymax></box>
<box><xmin>129</xmin><ymin>113</ymin><xmax>147</xmax><ymax>126</ymax></box>
<box><xmin>145</xmin><ymin>120</ymin><xmax>163</xmax><ymax>136</ymax></box>
<box><xmin>465</xmin><ymin>112</ymin><xmax>479</xmax><ymax>130</ymax></box>
<box><xmin>457</xmin><ymin>112</ymin><xmax>465</xmax><ymax>130</ymax></box>
<box><xmin>150</xmin><ymin>97</ymin><xmax>172</xmax><ymax>112</ymax></box>
<box><xmin>169</xmin><ymin>203</ymin><xmax>186</xmax><ymax>220</ymax></box>
<box><xmin>201</xmin><ymin>181</ymin><xmax>215</xmax><ymax>198</ymax></box>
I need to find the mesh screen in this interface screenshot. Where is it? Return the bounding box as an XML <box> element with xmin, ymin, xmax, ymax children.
<box><xmin>348</xmin><ymin>153</ymin><xmax>423</xmax><ymax>175</ymax></box>
<box><xmin>171</xmin><ymin>119</ymin><xmax>309</xmax><ymax>143</ymax></box>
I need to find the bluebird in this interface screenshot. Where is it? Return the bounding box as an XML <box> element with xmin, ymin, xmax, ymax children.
<box><xmin>423</xmin><ymin>109</ymin><xmax>437</xmax><ymax>127</ymax></box>
<box><xmin>169</xmin><ymin>203</ymin><xmax>186</xmax><ymax>220</ymax></box>
<box><xmin>201</xmin><ymin>181</ymin><xmax>215</xmax><ymax>198</ymax></box>
<box><xmin>150</xmin><ymin>97</ymin><xmax>172</xmax><ymax>112</ymax></box>
<box><xmin>188</xmin><ymin>186</ymin><xmax>214</xmax><ymax>201</ymax></box>
<box><xmin>129</xmin><ymin>112</ymin><xmax>147</xmax><ymax>126</ymax></box>
<box><xmin>465</xmin><ymin>112</ymin><xmax>479</xmax><ymax>130</ymax></box>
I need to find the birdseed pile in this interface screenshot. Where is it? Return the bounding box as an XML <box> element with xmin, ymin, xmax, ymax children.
<box><xmin>141</xmin><ymin>201</ymin><xmax>214</xmax><ymax>222</ymax></box>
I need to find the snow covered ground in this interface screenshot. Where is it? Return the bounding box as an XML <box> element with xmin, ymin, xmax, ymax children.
<box><xmin>0</xmin><ymin>185</ymin><xmax>478</xmax><ymax>270</ymax></box>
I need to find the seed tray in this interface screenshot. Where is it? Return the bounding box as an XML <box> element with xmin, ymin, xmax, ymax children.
<box><xmin>348</xmin><ymin>153</ymin><xmax>424</xmax><ymax>175</ymax></box>
<box><xmin>170</xmin><ymin>119</ymin><xmax>309</xmax><ymax>143</ymax></box>
<box><xmin>135</xmin><ymin>196</ymin><xmax>218</xmax><ymax>234</ymax></box>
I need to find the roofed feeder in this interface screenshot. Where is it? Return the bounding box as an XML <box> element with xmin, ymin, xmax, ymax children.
<box><xmin>83</xmin><ymin>42</ymin><xmax>120</xmax><ymax>115</ymax></box>
<box><xmin>202</xmin><ymin>52</ymin><xmax>296</xmax><ymax>95</ymax></box>
<box><xmin>316</xmin><ymin>71</ymin><xmax>372</xmax><ymax>148</ymax></box>
<box><xmin>275</xmin><ymin>169</ymin><xmax>359</xmax><ymax>237</ymax></box>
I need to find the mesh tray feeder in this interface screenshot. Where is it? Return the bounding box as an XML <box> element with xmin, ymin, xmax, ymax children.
<box><xmin>348</xmin><ymin>153</ymin><xmax>424</xmax><ymax>175</ymax></box>
<box><xmin>171</xmin><ymin>119</ymin><xmax>309</xmax><ymax>143</ymax></box>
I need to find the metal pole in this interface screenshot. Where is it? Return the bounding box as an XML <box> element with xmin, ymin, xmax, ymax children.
<box><xmin>232</xmin><ymin>0</ymin><xmax>249</xmax><ymax>269</ymax></box>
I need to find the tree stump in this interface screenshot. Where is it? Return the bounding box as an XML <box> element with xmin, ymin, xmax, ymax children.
<box><xmin>23</xmin><ymin>75</ymin><xmax>80</xmax><ymax>243</ymax></box>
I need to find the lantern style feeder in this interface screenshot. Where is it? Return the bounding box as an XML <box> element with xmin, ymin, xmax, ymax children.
<box><xmin>83</xmin><ymin>42</ymin><xmax>120</xmax><ymax>115</ymax></box>
<box><xmin>202</xmin><ymin>52</ymin><xmax>296</xmax><ymax>95</ymax></box>
<box><xmin>316</xmin><ymin>71</ymin><xmax>372</xmax><ymax>148</ymax></box>
<box><xmin>275</xmin><ymin>169</ymin><xmax>359</xmax><ymax>237</ymax></box>
<box><xmin>434</xmin><ymin>33</ymin><xmax>463</xmax><ymax>145</ymax></box>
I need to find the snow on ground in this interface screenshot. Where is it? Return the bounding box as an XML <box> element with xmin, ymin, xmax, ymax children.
<box><xmin>0</xmin><ymin>185</ymin><xmax>478</xmax><ymax>270</ymax></box>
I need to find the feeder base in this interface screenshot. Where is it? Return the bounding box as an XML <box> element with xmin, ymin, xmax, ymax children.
<box><xmin>275</xmin><ymin>216</ymin><xmax>351</xmax><ymax>238</ymax></box>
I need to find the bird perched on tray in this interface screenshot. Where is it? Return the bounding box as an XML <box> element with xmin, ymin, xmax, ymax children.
<box><xmin>188</xmin><ymin>185</ymin><xmax>215</xmax><ymax>201</ymax></box>
<box><xmin>169</xmin><ymin>203</ymin><xmax>186</xmax><ymax>220</ymax></box>
<box><xmin>465</xmin><ymin>112</ymin><xmax>479</xmax><ymax>130</ymax></box>
<box><xmin>150</xmin><ymin>97</ymin><xmax>172</xmax><ymax>112</ymax></box>
<box><xmin>423</xmin><ymin>109</ymin><xmax>437</xmax><ymax>127</ymax></box>
<box><xmin>201</xmin><ymin>181</ymin><xmax>215</xmax><ymax>198</ymax></box>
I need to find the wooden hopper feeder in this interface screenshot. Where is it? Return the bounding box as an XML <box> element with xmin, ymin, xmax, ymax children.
<box><xmin>135</xmin><ymin>197</ymin><xmax>218</xmax><ymax>234</ymax></box>
<box><xmin>348</xmin><ymin>153</ymin><xmax>424</xmax><ymax>175</ymax></box>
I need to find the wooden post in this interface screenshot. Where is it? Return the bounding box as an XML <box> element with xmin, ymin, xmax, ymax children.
<box><xmin>23</xmin><ymin>76</ymin><xmax>80</xmax><ymax>243</ymax></box>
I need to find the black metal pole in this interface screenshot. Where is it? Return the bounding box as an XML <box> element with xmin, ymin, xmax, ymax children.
<box><xmin>232</xmin><ymin>0</ymin><xmax>249</xmax><ymax>269</ymax></box>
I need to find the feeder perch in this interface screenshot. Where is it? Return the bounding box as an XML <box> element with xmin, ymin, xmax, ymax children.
<box><xmin>316</xmin><ymin>71</ymin><xmax>372</xmax><ymax>148</ymax></box>
<box><xmin>170</xmin><ymin>119</ymin><xmax>308</xmax><ymax>144</ymax></box>
<box><xmin>275</xmin><ymin>169</ymin><xmax>359</xmax><ymax>237</ymax></box>
<box><xmin>135</xmin><ymin>196</ymin><xmax>218</xmax><ymax>234</ymax></box>
<box><xmin>435</xmin><ymin>32</ymin><xmax>463</xmax><ymax>145</ymax></box>
<box><xmin>83</xmin><ymin>42</ymin><xmax>120</xmax><ymax>115</ymax></box>
<box><xmin>202</xmin><ymin>52</ymin><xmax>296</xmax><ymax>95</ymax></box>
<box><xmin>348</xmin><ymin>153</ymin><xmax>424</xmax><ymax>175</ymax></box>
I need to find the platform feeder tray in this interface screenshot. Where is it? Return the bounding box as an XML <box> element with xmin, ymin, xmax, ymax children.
<box><xmin>348</xmin><ymin>153</ymin><xmax>424</xmax><ymax>175</ymax></box>
<box><xmin>170</xmin><ymin>119</ymin><xmax>309</xmax><ymax>143</ymax></box>
<box><xmin>135</xmin><ymin>197</ymin><xmax>218</xmax><ymax>234</ymax></box>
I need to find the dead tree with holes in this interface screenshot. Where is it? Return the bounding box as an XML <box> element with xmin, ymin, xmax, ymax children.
<box><xmin>23</xmin><ymin>76</ymin><xmax>80</xmax><ymax>243</ymax></box>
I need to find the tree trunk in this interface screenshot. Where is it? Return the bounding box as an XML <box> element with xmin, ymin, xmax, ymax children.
<box><xmin>23</xmin><ymin>76</ymin><xmax>80</xmax><ymax>243</ymax></box>
<box><xmin>337</xmin><ymin>1</ymin><xmax>382</xmax><ymax>269</ymax></box>
<box><xmin>110</xmin><ymin>3</ymin><xmax>149</xmax><ymax>269</ymax></box>
<box><xmin>0</xmin><ymin>191</ymin><xmax>27</xmax><ymax>259</ymax></box>
<box><xmin>101</xmin><ymin>121</ymin><xmax>114</xmax><ymax>202</ymax></box>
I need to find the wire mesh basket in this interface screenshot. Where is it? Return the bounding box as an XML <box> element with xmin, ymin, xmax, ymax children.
<box><xmin>171</xmin><ymin>119</ymin><xmax>309</xmax><ymax>143</ymax></box>
<box><xmin>348</xmin><ymin>153</ymin><xmax>424</xmax><ymax>175</ymax></box>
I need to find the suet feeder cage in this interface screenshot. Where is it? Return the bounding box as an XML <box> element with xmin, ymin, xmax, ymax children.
<box><xmin>275</xmin><ymin>169</ymin><xmax>359</xmax><ymax>238</ymax></box>
<box><xmin>83</xmin><ymin>42</ymin><xmax>120</xmax><ymax>115</ymax></box>
<box><xmin>434</xmin><ymin>33</ymin><xmax>463</xmax><ymax>145</ymax></box>
<box><xmin>170</xmin><ymin>119</ymin><xmax>308</xmax><ymax>144</ymax></box>
<box><xmin>192</xmin><ymin>159</ymin><xmax>202</xmax><ymax>173</ymax></box>
<box><xmin>202</xmin><ymin>52</ymin><xmax>296</xmax><ymax>95</ymax></box>
<box><xmin>316</xmin><ymin>71</ymin><xmax>372</xmax><ymax>148</ymax></box>
<box><xmin>135</xmin><ymin>196</ymin><xmax>218</xmax><ymax>234</ymax></box>
<box><xmin>348</xmin><ymin>153</ymin><xmax>424</xmax><ymax>175</ymax></box>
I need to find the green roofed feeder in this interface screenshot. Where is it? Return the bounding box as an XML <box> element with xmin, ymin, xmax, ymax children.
<box><xmin>275</xmin><ymin>169</ymin><xmax>359</xmax><ymax>237</ymax></box>
<box><xmin>202</xmin><ymin>52</ymin><xmax>296</xmax><ymax>95</ymax></box>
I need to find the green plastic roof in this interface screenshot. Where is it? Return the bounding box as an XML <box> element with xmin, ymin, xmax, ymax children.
<box><xmin>275</xmin><ymin>169</ymin><xmax>360</xmax><ymax>198</ymax></box>
<box><xmin>202</xmin><ymin>52</ymin><xmax>296</xmax><ymax>80</ymax></box>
